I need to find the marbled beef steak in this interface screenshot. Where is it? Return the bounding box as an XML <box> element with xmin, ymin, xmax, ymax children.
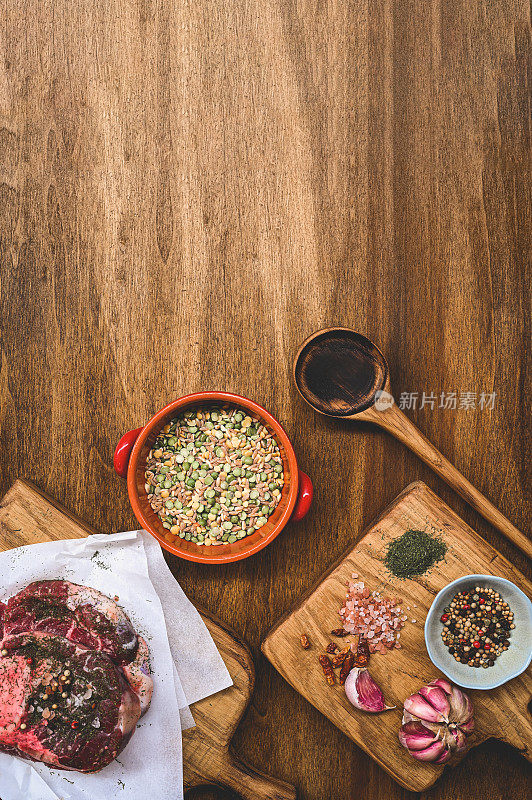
<box><xmin>0</xmin><ymin>581</ymin><xmax>153</xmax><ymax>772</ymax></box>
<box><xmin>2</xmin><ymin>580</ymin><xmax>138</xmax><ymax>664</ymax></box>
<box><xmin>0</xmin><ymin>632</ymin><xmax>141</xmax><ymax>771</ymax></box>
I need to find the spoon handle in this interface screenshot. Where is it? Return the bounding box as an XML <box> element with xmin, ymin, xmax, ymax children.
<box><xmin>362</xmin><ymin>404</ymin><xmax>531</xmax><ymax>559</ymax></box>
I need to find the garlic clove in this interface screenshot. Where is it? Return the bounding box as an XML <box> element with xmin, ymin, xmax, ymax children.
<box><xmin>449</xmin><ymin>684</ymin><xmax>473</xmax><ymax>726</ymax></box>
<box><xmin>434</xmin><ymin>745</ymin><xmax>452</xmax><ymax>763</ymax></box>
<box><xmin>404</xmin><ymin>692</ymin><xmax>447</xmax><ymax>723</ymax></box>
<box><xmin>449</xmin><ymin>726</ymin><xmax>467</xmax><ymax>752</ymax></box>
<box><xmin>429</xmin><ymin>677</ymin><xmax>452</xmax><ymax>695</ymax></box>
<box><xmin>409</xmin><ymin>739</ymin><xmax>448</xmax><ymax>762</ymax></box>
<box><xmin>418</xmin><ymin>685</ymin><xmax>450</xmax><ymax>721</ymax></box>
<box><xmin>398</xmin><ymin>721</ymin><xmax>439</xmax><ymax>751</ymax></box>
<box><xmin>344</xmin><ymin>668</ymin><xmax>395</xmax><ymax>713</ymax></box>
<box><xmin>458</xmin><ymin>717</ymin><xmax>475</xmax><ymax>734</ymax></box>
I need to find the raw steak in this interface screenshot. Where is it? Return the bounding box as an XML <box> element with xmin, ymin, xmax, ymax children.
<box><xmin>2</xmin><ymin>580</ymin><xmax>154</xmax><ymax>715</ymax></box>
<box><xmin>2</xmin><ymin>580</ymin><xmax>138</xmax><ymax>664</ymax></box>
<box><xmin>0</xmin><ymin>631</ymin><xmax>141</xmax><ymax>772</ymax></box>
<box><xmin>121</xmin><ymin>633</ymin><xmax>153</xmax><ymax>714</ymax></box>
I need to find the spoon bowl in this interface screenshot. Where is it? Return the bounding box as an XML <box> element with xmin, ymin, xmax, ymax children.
<box><xmin>294</xmin><ymin>329</ymin><xmax>388</xmax><ymax>416</ymax></box>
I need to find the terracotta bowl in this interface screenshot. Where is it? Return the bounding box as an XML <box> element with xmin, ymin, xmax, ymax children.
<box><xmin>113</xmin><ymin>392</ymin><xmax>313</xmax><ymax>563</ymax></box>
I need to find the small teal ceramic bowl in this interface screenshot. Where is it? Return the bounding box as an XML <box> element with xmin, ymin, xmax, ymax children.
<box><xmin>425</xmin><ymin>574</ymin><xmax>532</xmax><ymax>690</ymax></box>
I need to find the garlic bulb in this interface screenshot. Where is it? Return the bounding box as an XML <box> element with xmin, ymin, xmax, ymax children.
<box><xmin>344</xmin><ymin>668</ymin><xmax>395</xmax><ymax>713</ymax></box>
<box><xmin>399</xmin><ymin>678</ymin><xmax>474</xmax><ymax>763</ymax></box>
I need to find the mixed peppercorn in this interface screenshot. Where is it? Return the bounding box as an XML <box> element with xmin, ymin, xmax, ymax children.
<box><xmin>440</xmin><ymin>585</ymin><xmax>514</xmax><ymax>668</ymax></box>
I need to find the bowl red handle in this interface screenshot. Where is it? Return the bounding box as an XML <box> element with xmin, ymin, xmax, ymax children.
<box><xmin>113</xmin><ymin>427</ymin><xmax>144</xmax><ymax>478</ymax></box>
<box><xmin>291</xmin><ymin>470</ymin><xmax>313</xmax><ymax>522</ymax></box>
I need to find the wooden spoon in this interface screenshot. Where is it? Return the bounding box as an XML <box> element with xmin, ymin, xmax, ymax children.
<box><xmin>294</xmin><ymin>328</ymin><xmax>531</xmax><ymax>559</ymax></box>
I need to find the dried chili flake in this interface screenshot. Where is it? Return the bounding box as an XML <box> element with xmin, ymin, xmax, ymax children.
<box><xmin>318</xmin><ymin>655</ymin><xmax>335</xmax><ymax>685</ymax></box>
<box><xmin>354</xmin><ymin>637</ymin><xmax>370</xmax><ymax>667</ymax></box>
<box><xmin>332</xmin><ymin>647</ymin><xmax>350</xmax><ymax>668</ymax></box>
<box><xmin>339</xmin><ymin>651</ymin><xmax>355</xmax><ymax>685</ymax></box>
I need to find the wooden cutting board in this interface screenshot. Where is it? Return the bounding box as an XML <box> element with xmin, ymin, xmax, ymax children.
<box><xmin>262</xmin><ymin>481</ymin><xmax>532</xmax><ymax>792</ymax></box>
<box><xmin>0</xmin><ymin>479</ymin><xmax>296</xmax><ymax>800</ymax></box>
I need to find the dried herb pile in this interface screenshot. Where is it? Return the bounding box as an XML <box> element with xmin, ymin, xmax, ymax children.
<box><xmin>384</xmin><ymin>529</ymin><xmax>447</xmax><ymax>579</ymax></box>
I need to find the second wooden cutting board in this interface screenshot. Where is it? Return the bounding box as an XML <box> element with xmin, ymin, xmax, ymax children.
<box><xmin>262</xmin><ymin>481</ymin><xmax>532</xmax><ymax>792</ymax></box>
<box><xmin>0</xmin><ymin>479</ymin><xmax>296</xmax><ymax>800</ymax></box>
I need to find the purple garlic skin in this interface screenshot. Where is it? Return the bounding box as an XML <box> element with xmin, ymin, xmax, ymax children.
<box><xmin>399</xmin><ymin>679</ymin><xmax>474</xmax><ymax>764</ymax></box>
<box><xmin>404</xmin><ymin>692</ymin><xmax>447</xmax><ymax>723</ymax></box>
<box><xmin>344</xmin><ymin>668</ymin><xmax>395</xmax><ymax>713</ymax></box>
<box><xmin>418</xmin><ymin>684</ymin><xmax>450</xmax><ymax>720</ymax></box>
<box><xmin>398</xmin><ymin>721</ymin><xmax>438</xmax><ymax>751</ymax></box>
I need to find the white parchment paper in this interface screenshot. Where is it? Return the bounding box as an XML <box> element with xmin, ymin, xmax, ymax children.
<box><xmin>141</xmin><ymin>534</ymin><xmax>232</xmax><ymax>705</ymax></box>
<box><xmin>0</xmin><ymin>531</ymin><xmax>232</xmax><ymax>800</ymax></box>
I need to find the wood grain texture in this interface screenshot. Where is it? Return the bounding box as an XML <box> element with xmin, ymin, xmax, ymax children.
<box><xmin>0</xmin><ymin>0</ymin><xmax>530</xmax><ymax>798</ymax></box>
<box><xmin>262</xmin><ymin>481</ymin><xmax>532</xmax><ymax>792</ymax></box>
<box><xmin>0</xmin><ymin>479</ymin><xmax>296</xmax><ymax>800</ymax></box>
<box><xmin>294</xmin><ymin>327</ymin><xmax>531</xmax><ymax>556</ymax></box>
<box><xmin>359</xmin><ymin>403</ymin><xmax>532</xmax><ymax>558</ymax></box>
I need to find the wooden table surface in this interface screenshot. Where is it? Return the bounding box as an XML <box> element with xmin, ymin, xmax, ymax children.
<box><xmin>0</xmin><ymin>1</ymin><xmax>530</xmax><ymax>799</ymax></box>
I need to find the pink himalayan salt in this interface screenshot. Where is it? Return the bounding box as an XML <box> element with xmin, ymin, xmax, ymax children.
<box><xmin>339</xmin><ymin>579</ymin><xmax>406</xmax><ymax>653</ymax></box>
